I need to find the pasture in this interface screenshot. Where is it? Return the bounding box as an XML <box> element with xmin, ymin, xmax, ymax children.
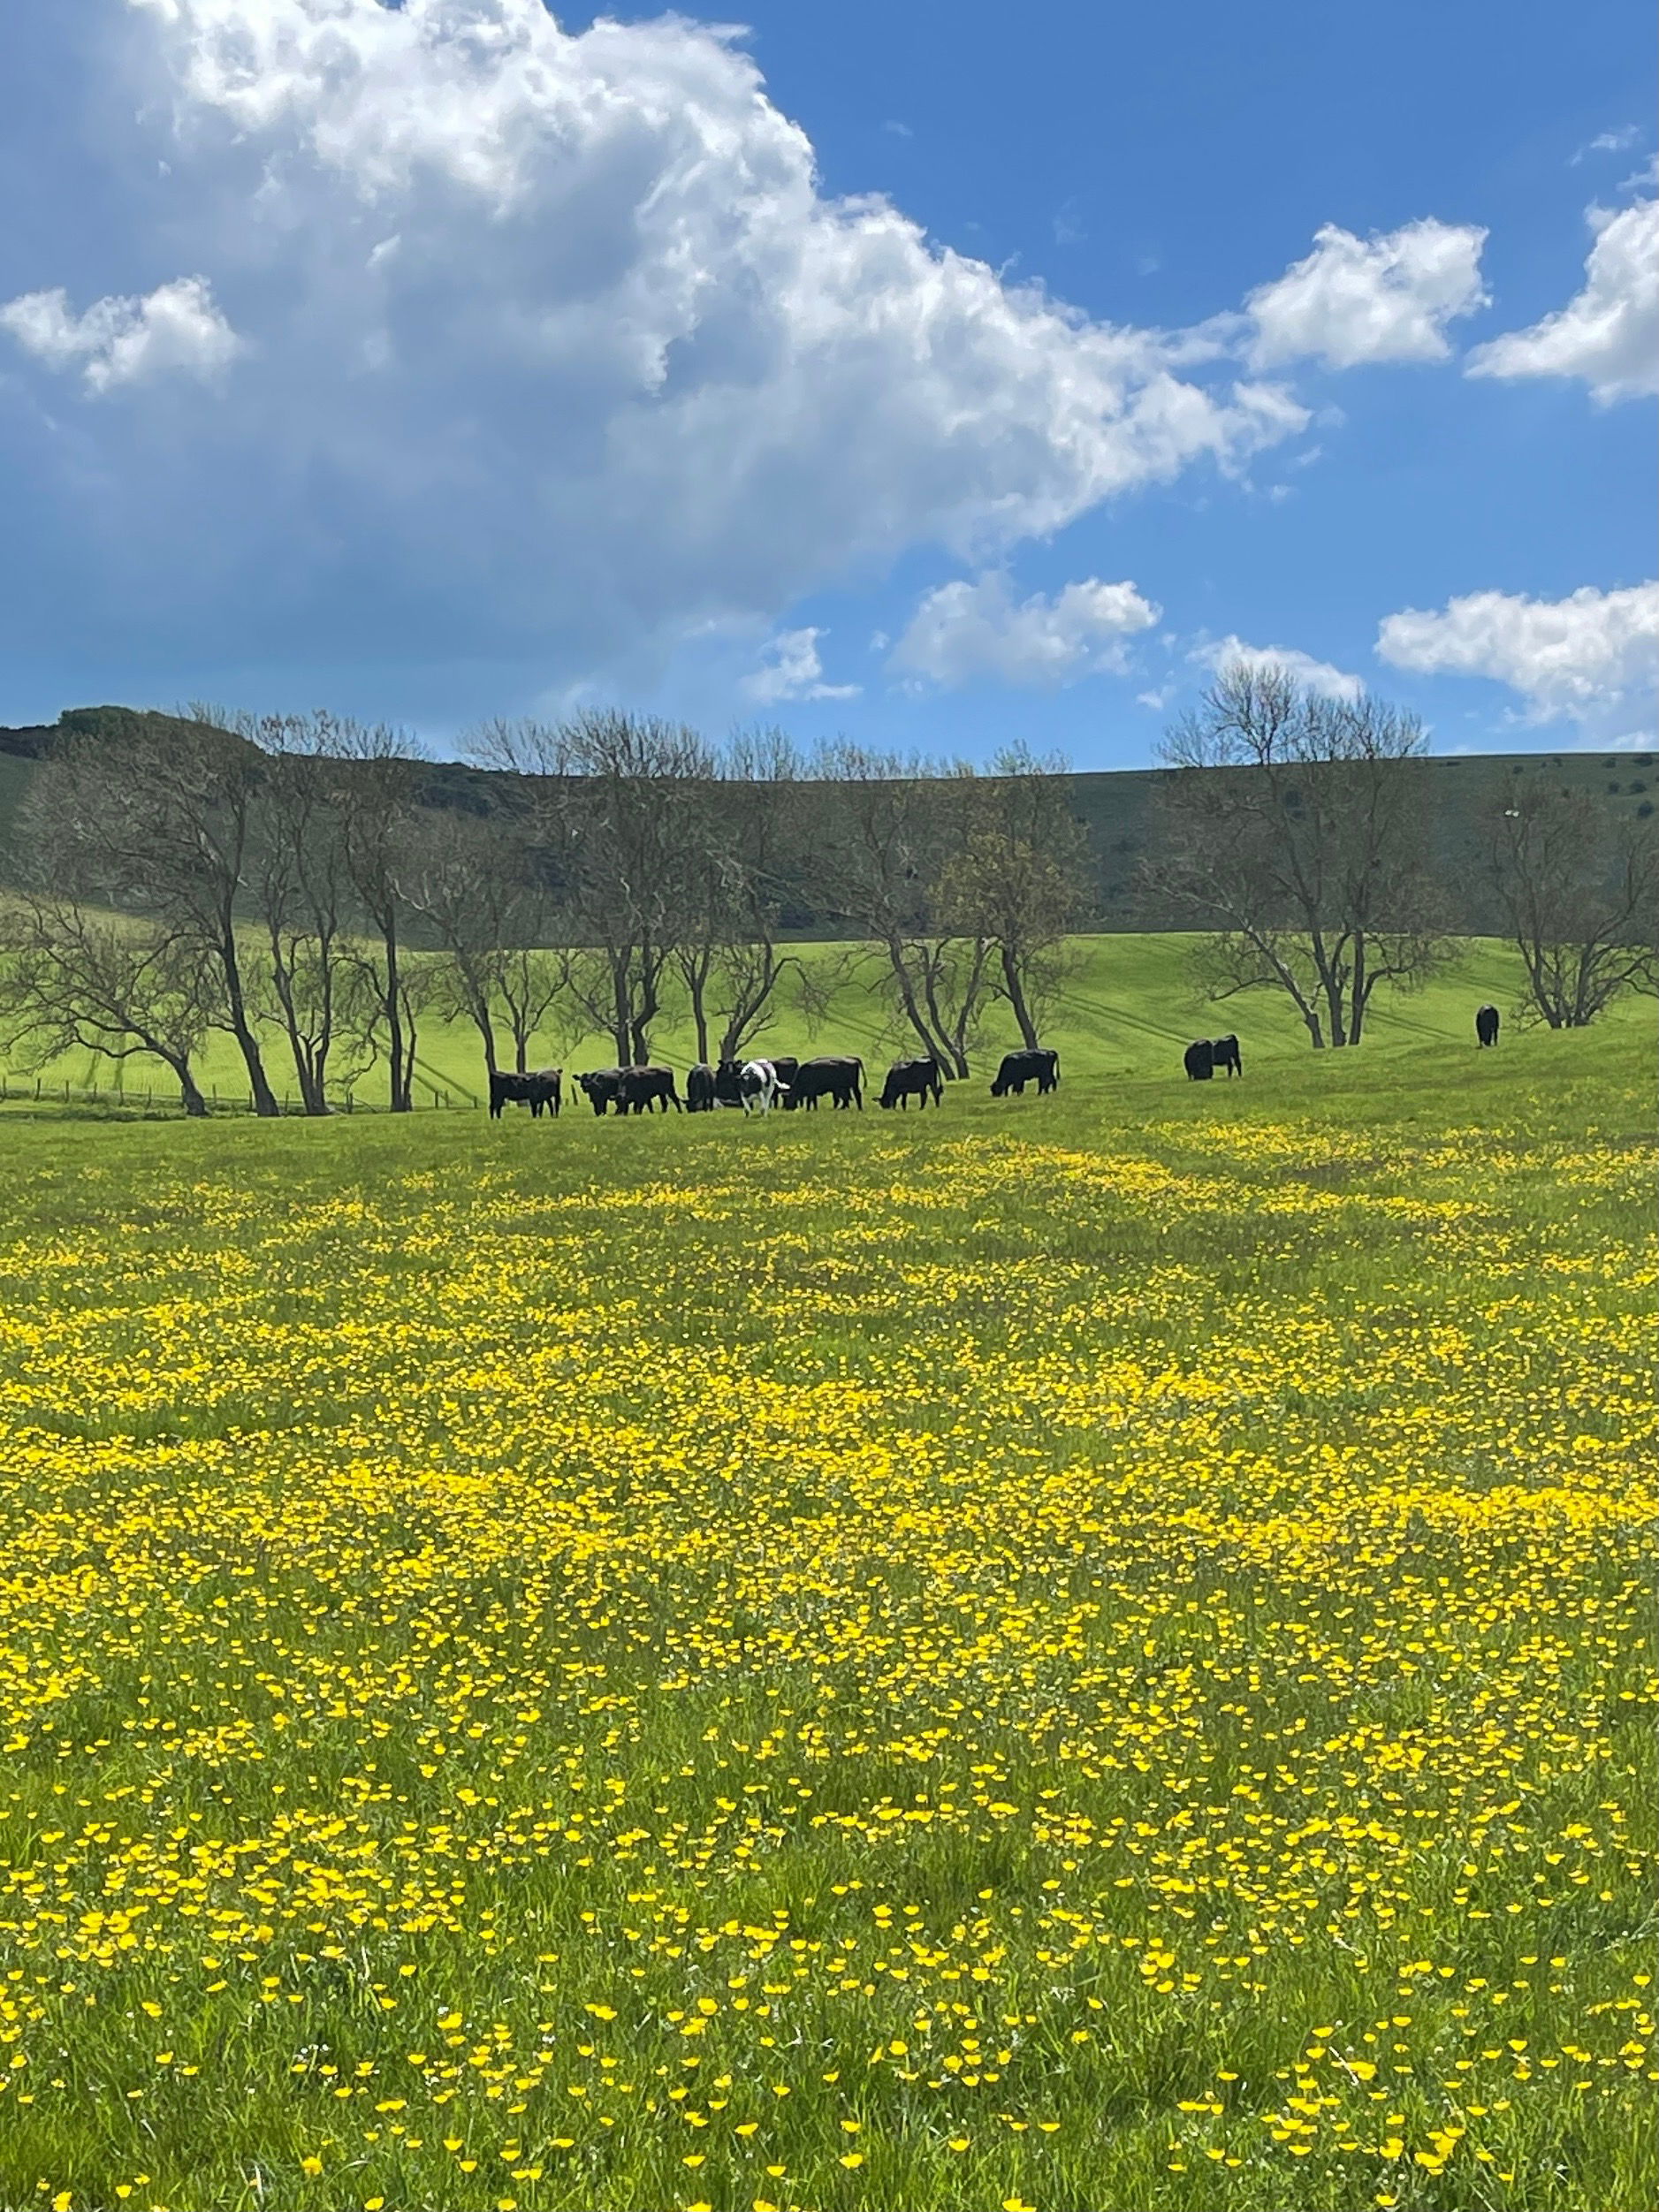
<box><xmin>0</xmin><ymin>1016</ymin><xmax>1652</xmax><ymax>2212</ymax></box>
<box><xmin>1</xmin><ymin>931</ymin><xmax>1561</xmax><ymax>1114</ymax></box>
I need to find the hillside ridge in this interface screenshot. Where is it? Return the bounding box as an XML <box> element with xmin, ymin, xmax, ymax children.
<box><xmin>2</xmin><ymin>705</ymin><xmax>1652</xmax><ymax>936</ymax></box>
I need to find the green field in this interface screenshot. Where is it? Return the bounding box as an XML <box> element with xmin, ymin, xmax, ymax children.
<box><xmin>0</xmin><ymin>1000</ymin><xmax>1651</xmax><ymax>2211</ymax></box>
<box><xmin>4</xmin><ymin>931</ymin><xmax>1639</xmax><ymax>1114</ymax></box>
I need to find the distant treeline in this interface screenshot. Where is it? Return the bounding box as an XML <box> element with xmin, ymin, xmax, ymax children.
<box><xmin>2</xmin><ymin>701</ymin><xmax>1652</xmax><ymax>939</ymax></box>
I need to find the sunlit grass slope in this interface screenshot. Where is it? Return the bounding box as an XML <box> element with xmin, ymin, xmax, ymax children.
<box><xmin>0</xmin><ymin>1026</ymin><xmax>1652</xmax><ymax>2211</ymax></box>
<box><xmin>8</xmin><ymin>931</ymin><xmax>1643</xmax><ymax>1111</ymax></box>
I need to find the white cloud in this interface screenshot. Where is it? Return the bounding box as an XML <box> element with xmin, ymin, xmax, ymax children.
<box><xmin>741</xmin><ymin>627</ymin><xmax>859</xmax><ymax>703</ymax></box>
<box><xmin>1572</xmin><ymin>125</ymin><xmax>1641</xmax><ymax>163</ymax></box>
<box><xmin>1465</xmin><ymin>192</ymin><xmax>1659</xmax><ymax>402</ymax></box>
<box><xmin>1244</xmin><ymin>218</ymin><xmax>1488</xmax><ymax>369</ymax></box>
<box><xmin>1377</xmin><ymin>582</ymin><xmax>1659</xmax><ymax>741</ymax></box>
<box><xmin>0</xmin><ymin>275</ymin><xmax>240</xmax><ymax>392</ymax></box>
<box><xmin>1191</xmin><ymin>634</ymin><xmax>1363</xmax><ymax>701</ymax></box>
<box><xmin>0</xmin><ymin>0</ymin><xmax>1313</xmax><ymax>679</ymax></box>
<box><xmin>889</xmin><ymin>573</ymin><xmax>1160</xmax><ymax>688</ymax></box>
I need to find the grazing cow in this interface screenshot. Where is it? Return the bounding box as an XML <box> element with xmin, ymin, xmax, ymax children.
<box><xmin>1475</xmin><ymin>1004</ymin><xmax>1501</xmax><ymax>1049</ymax></box>
<box><xmin>1211</xmin><ymin>1033</ymin><xmax>1242</xmax><ymax>1079</ymax></box>
<box><xmin>576</xmin><ymin>1067</ymin><xmax>625</xmax><ymax>1115</ymax></box>
<box><xmin>686</xmin><ymin>1063</ymin><xmax>719</xmax><ymax>1113</ymax></box>
<box><xmin>617</xmin><ymin>1064</ymin><xmax>682</xmax><ymax>1115</ymax></box>
<box><xmin>710</xmin><ymin>1057</ymin><xmax>800</xmax><ymax>1108</ymax></box>
<box><xmin>488</xmin><ymin>1067</ymin><xmax>562</xmax><ymax>1120</ymax></box>
<box><xmin>792</xmin><ymin>1055</ymin><xmax>864</xmax><ymax>1111</ymax></box>
<box><xmin>738</xmin><ymin>1059</ymin><xmax>788</xmax><ymax>1114</ymax></box>
<box><xmin>879</xmin><ymin>1057</ymin><xmax>943</xmax><ymax>1111</ymax></box>
<box><xmin>1183</xmin><ymin>1039</ymin><xmax>1214</xmax><ymax>1082</ymax></box>
<box><xmin>989</xmin><ymin>1047</ymin><xmax>1060</xmax><ymax>1098</ymax></box>
<box><xmin>765</xmin><ymin>1055</ymin><xmax>800</xmax><ymax>1105</ymax></box>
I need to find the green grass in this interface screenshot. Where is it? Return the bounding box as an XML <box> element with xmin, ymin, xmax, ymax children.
<box><xmin>5</xmin><ymin>930</ymin><xmax>1646</xmax><ymax>1114</ymax></box>
<box><xmin>0</xmin><ymin>1021</ymin><xmax>1651</xmax><ymax>2212</ymax></box>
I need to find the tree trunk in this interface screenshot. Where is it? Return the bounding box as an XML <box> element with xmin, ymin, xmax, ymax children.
<box><xmin>477</xmin><ymin>1003</ymin><xmax>499</xmax><ymax>1080</ymax></box>
<box><xmin>691</xmin><ymin>984</ymin><xmax>711</xmax><ymax>1067</ymax></box>
<box><xmin>1349</xmin><ymin>933</ymin><xmax>1368</xmax><ymax>1045</ymax></box>
<box><xmin>225</xmin><ymin>992</ymin><xmax>278</xmax><ymax>1110</ymax></box>
<box><xmin>629</xmin><ymin>943</ymin><xmax>660</xmax><ymax>1066</ymax></box>
<box><xmin>217</xmin><ymin>924</ymin><xmax>280</xmax><ymax>1115</ymax></box>
<box><xmin>611</xmin><ymin>953</ymin><xmax>632</xmax><ymax>1066</ymax></box>
<box><xmin>1312</xmin><ymin>931</ymin><xmax>1349</xmax><ymax>1049</ymax></box>
<box><xmin>270</xmin><ymin>946</ymin><xmax>331</xmax><ymax>1114</ymax></box>
<box><xmin>1001</xmin><ymin>943</ymin><xmax>1041</xmax><ymax>1051</ymax></box>
<box><xmin>384</xmin><ymin>920</ymin><xmax>410</xmax><ymax>1112</ymax></box>
<box><xmin>884</xmin><ymin>937</ymin><xmax>952</xmax><ymax>1068</ymax></box>
<box><xmin>175</xmin><ymin>1062</ymin><xmax>209</xmax><ymax>1118</ymax></box>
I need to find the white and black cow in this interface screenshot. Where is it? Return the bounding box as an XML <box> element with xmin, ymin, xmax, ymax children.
<box><xmin>738</xmin><ymin>1059</ymin><xmax>789</xmax><ymax>1114</ymax></box>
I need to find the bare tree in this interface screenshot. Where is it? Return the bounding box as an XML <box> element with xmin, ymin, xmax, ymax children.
<box><xmin>0</xmin><ymin>897</ymin><xmax>217</xmax><ymax>1114</ymax></box>
<box><xmin>403</xmin><ymin>808</ymin><xmax>571</xmax><ymax>1077</ymax></box>
<box><xmin>1149</xmin><ymin>664</ymin><xmax>1449</xmax><ymax>1047</ymax></box>
<box><xmin>21</xmin><ymin>711</ymin><xmax>285</xmax><ymax>1110</ymax></box>
<box><xmin>323</xmin><ymin>719</ymin><xmax>425</xmax><ymax>1110</ymax></box>
<box><xmin>666</xmin><ymin>732</ymin><xmax>819</xmax><ymax>1063</ymax></box>
<box><xmin>811</xmin><ymin>746</ymin><xmax>993</xmax><ymax>1076</ymax></box>
<box><xmin>1487</xmin><ymin>783</ymin><xmax>1656</xmax><ymax>1026</ymax></box>
<box><xmin>472</xmin><ymin>711</ymin><xmax>717</xmax><ymax>1064</ymax></box>
<box><xmin>240</xmin><ymin>716</ymin><xmax>361</xmax><ymax>1114</ymax></box>
<box><xmin>936</xmin><ymin>744</ymin><xmax>1091</xmax><ymax>1050</ymax></box>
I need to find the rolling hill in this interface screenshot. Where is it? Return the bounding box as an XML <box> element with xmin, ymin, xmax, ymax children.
<box><xmin>3</xmin><ymin>704</ymin><xmax>1654</xmax><ymax>936</ymax></box>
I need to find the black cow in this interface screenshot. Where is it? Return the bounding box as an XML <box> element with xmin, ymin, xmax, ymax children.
<box><xmin>686</xmin><ymin>1064</ymin><xmax>719</xmax><ymax>1112</ymax></box>
<box><xmin>792</xmin><ymin>1056</ymin><xmax>864</xmax><ymax>1111</ymax></box>
<box><xmin>617</xmin><ymin>1065</ymin><xmax>682</xmax><ymax>1115</ymax></box>
<box><xmin>879</xmin><ymin>1057</ymin><xmax>943</xmax><ymax>1110</ymax></box>
<box><xmin>990</xmin><ymin>1047</ymin><xmax>1060</xmax><ymax>1097</ymax></box>
<box><xmin>765</xmin><ymin>1055</ymin><xmax>800</xmax><ymax>1105</ymax></box>
<box><xmin>489</xmin><ymin>1067</ymin><xmax>562</xmax><ymax>1120</ymax></box>
<box><xmin>1184</xmin><ymin>1039</ymin><xmax>1214</xmax><ymax>1082</ymax></box>
<box><xmin>575</xmin><ymin>1068</ymin><xmax>625</xmax><ymax>1116</ymax></box>
<box><xmin>1475</xmin><ymin>1004</ymin><xmax>1501</xmax><ymax>1048</ymax></box>
<box><xmin>1211</xmin><ymin>1033</ymin><xmax>1242</xmax><ymax>1078</ymax></box>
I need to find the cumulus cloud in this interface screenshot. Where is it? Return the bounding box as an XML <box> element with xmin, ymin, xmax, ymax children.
<box><xmin>0</xmin><ymin>0</ymin><xmax>1313</xmax><ymax>678</ymax></box>
<box><xmin>0</xmin><ymin>275</ymin><xmax>240</xmax><ymax>392</ymax></box>
<box><xmin>1465</xmin><ymin>191</ymin><xmax>1659</xmax><ymax>402</ymax></box>
<box><xmin>1377</xmin><ymin>582</ymin><xmax>1659</xmax><ymax>741</ymax></box>
<box><xmin>1191</xmin><ymin>634</ymin><xmax>1363</xmax><ymax>701</ymax></box>
<box><xmin>740</xmin><ymin>627</ymin><xmax>859</xmax><ymax>703</ymax></box>
<box><xmin>890</xmin><ymin>573</ymin><xmax>1160</xmax><ymax>688</ymax></box>
<box><xmin>1244</xmin><ymin>218</ymin><xmax>1488</xmax><ymax>369</ymax></box>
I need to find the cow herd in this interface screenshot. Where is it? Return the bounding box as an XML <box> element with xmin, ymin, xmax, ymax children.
<box><xmin>487</xmin><ymin>1045</ymin><xmax>1063</xmax><ymax>1121</ymax></box>
<box><xmin>488</xmin><ymin>1010</ymin><xmax>1502</xmax><ymax>1121</ymax></box>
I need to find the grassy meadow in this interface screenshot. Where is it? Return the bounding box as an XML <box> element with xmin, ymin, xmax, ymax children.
<box><xmin>0</xmin><ymin>931</ymin><xmax>1586</xmax><ymax>1113</ymax></box>
<box><xmin>0</xmin><ymin>991</ymin><xmax>1653</xmax><ymax>2211</ymax></box>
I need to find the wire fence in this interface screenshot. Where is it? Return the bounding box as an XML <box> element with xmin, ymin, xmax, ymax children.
<box><xmin>0</xmin><ymin>1070</ymin><xmax>478</xmax><ymax>1115</ymax></box>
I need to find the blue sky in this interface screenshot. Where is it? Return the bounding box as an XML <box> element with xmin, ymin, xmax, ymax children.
<box><xmin>0</xmin><ymin>0</ymin><xmax>1652</xmax><ymax>763</ymax></box>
